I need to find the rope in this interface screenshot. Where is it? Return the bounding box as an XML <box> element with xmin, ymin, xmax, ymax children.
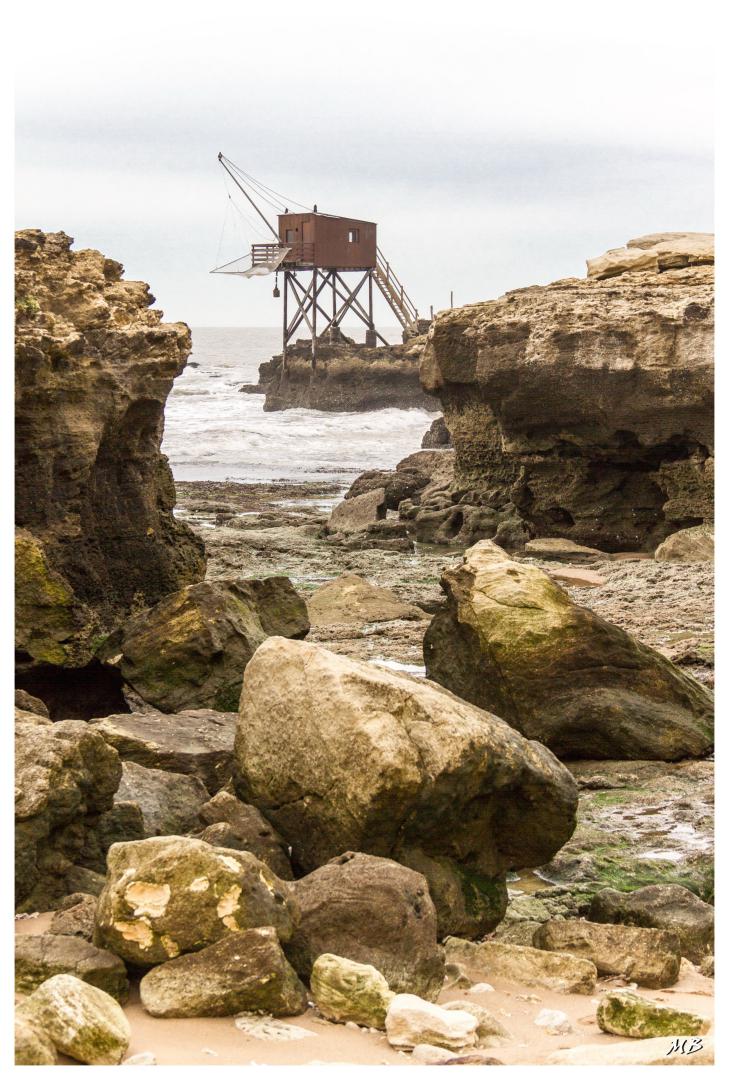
<box><xmin>222</xmin><ymin>154</ymin><xmax>312</xmax><ymax>213</ymax></box>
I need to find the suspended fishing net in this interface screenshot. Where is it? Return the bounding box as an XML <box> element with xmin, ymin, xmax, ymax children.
<box><xmin>210</xmin><ymin>246</ymin><xmax>291</xmax><ymax>277</ymax></box>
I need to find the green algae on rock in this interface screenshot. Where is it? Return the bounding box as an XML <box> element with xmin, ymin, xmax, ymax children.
<box><xmin>22</xmin><ymin>973</ymin><xmax>130</xmax><ymax>1065</ymax></box>
<box><xmin>424</xmin><ymin>540</ymin><xmax>713</xmax><ymax>760</ymax></box>
<box><xmin>15</xmin><ymin>529</ymin><xmax>85</xmax><ymax>667</ymax></box>
<box><xmin>597</xmin><ymin>989</ymin><xmax>710</xmax><ymax>1039</ymax></box>
<box><xmin>311</xmin><ymin>953</ymin><xmax>394</xmax><ymax>1029</ymax></box>
<box><xmin>139</xmin><ymin>926</ymin><xmax>307</xmax><ymax>1018</ymax></box>
<box><xmin>14</xmin><ymin>1014</ymin><xmax>57</xmax><ymax>1065</ymax></box>
<box><xmin>397</xmin><ymin>848</ymin><xmax>508</xmax><ymax>939</ymax></box>
<box><xmin>542</xmin><ymin>759</ymin><xmax>714</xmax><ymax>902</ymax></box>
<box><xmin>94</xmin><ymin>836</ymin><xmax>298</xmax><ymax>966</ymax></box>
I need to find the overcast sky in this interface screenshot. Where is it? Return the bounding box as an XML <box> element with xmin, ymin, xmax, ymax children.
<box><xmin>15</xmin><ymin>0</ymin><xmax>714</xmax><ymax>328</ymax></box>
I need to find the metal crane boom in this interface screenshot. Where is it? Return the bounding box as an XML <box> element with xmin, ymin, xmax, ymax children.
<box><xmin>217</xmin><ymin>152</ymin><xmax>280</xmax><ymax>242</ymax></box>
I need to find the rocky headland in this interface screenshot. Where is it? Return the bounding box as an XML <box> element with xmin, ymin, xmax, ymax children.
<box><xmin>14</xmin><ymin>232</ymin><xmax>715</xmax><ymax>1066</ymax></box>
<box><xmin>345</xmin><ymin>233</ymin><xmax>714</xmax><ymax>551</ymax></box>
<box><xmin>15</xmin><ymin>230</ymin><xmax>206</xmax><ymax>713</ymax></box>
<box><xmin>241</xmin><ymin>333</ymin><xmax>434</xmax><ymax>411</ymax></box>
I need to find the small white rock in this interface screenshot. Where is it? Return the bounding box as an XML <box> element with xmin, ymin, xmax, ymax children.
<box><xmin>467</xmin><ymin>982</ymin><xmax>495</xmax><ymax>994</ymax></box>
<box><xmin>534</xmin><ymin>1008</ymin><xmax>573</xmax><ymax>1035</ymax></box>
<box><xmin>123</xmin><ymin>1052</ymin><xmax>157</xmax><ymax>1065</ymax></box>
<box><xmin>385</xmin><ymin>994</ymin><xmax>477</xmax><ymax>1051</ymax></box>
<box><xmin>411</xmin><ymin>1043</ymin><xmax>456</xmax><ymax>1064</ymax></box>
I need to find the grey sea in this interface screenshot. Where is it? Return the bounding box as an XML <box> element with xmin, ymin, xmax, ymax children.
<box><xmin>163</xmin><ymin>327</ymin><xmax>438</xmax><ymax>483</ymax></box>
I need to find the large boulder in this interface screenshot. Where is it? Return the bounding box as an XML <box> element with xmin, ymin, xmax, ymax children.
<box><xmin>597</xmin><ymin>989</ymin><xmax>710</xmax><ymax>1039</ymax></box>
<box><xmin>197</xmin><ymin>790</ymin><xmax>293</xmax><ymax>879</ymax></box>
<box><xmin>444</xmin><ymin>938</ymin><xmax>597</xmax><ymax>995</ymax></box>
<box><xmin>101</xmin><ymin>577</ymin><xmax>309</xmax><ymax>711</ymax></box>
<box><xmin>14</xmin><ymin>229</ymin><xmax>205</xmax><ymax>674</ymax></box>
<box><xmin>21</xmin><ymin>973</ymin><xmax>130</xmax><ymax>1065</ymax></box>
<box><xmin>91</xmin><ymin>709</ymin><xmax>237</xmax><ymax>793</ymax></box>
<box><xmin>93</xmin><ymin>836</ymin><xmax>298</xmax><ymax>966</ymax></box>
<box><xmin>15</xmin><ymin>933</ymin><xmax>129</xmax><ymax>1001</ymax></box>
<box><xmin>588</xmin><ymin>884</ymin><xmax>714</xmax><ymax>964</ymax></box>
<box><xmin>419</xmin><ymin>239</ymin><xmax>713</xmax><ymax>553</ymax></box>
<box><xmin>285</xmin><ymin>851</ymin><xmax>444</xmax><ymax>1001</ymax></box>
<box><xmin>533</xmin><ymin>918</ymin><xmax>681</xmax><ymax>988</ymax></box>
<box><xmin>15</xmin><ymin>715</ymin><xmax>123</xmax><ymax>912</ymax></box>
<box><xmin>424</xmin><ymin>541</ymin><xmax>713</xmax><ymax>760</ymax></box>
<box><xmin>115</xmin><ymin>761</ymin><xmax>209</xmax><ymax>837</ymax></box>
<box><xmin>235</xmin><ymin>637</ymin><xmax>578</xmax><ymax>931</ymax></box>
<box><xmin>139</xmin><ymin>926</ymin><xmax>307</xmax><ymax>1018</ymax></box>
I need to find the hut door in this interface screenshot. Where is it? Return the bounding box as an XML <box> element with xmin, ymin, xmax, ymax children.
<box><xmin>302</xmin><ymin>219</ymin><xmax>314</xmax><ymax>261</ymax></box>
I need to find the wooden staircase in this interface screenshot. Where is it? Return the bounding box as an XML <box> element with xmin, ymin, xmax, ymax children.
<box><xmin>374</xmin><ymin>248</ymin><xmax>424</xmax><ymax>336</ymax></box>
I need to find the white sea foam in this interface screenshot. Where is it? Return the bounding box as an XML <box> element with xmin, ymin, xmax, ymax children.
<box><xmin>163</xmin><ymin>327</ymin><xmax>438</xmax><ymax>483</ymax></box>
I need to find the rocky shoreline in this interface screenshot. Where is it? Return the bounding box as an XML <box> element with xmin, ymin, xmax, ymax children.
<box><xmin>14</xmin><ymin>231</ymin><xmax>715</xmax><ymax>1067</ymax></box>
<box><xmin>241</xmin><ymin>334</ymin><xmax>434</xmax><ymax>412</ymax></box>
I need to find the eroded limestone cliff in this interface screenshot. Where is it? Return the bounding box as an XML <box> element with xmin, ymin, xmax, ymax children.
<box><xmin>15</xmin><ymin>230</ymin><xmax>205</xmax><ymax>679</ymax></box>
<box><xmin>417</xmin><ymin>234</ymin><xmax>713</xmax><ymax>551</ymax></box>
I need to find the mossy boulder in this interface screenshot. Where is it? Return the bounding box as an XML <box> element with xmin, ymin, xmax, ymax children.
<box><xmin>101</xmin><ymin>576</ymin><xmax>309</xmax><ymax>711</ymax></box>
<box><xmin>22</xmin><ymin>973</ymin><xmax>130</xmax><ymax>1065</ymax></box>
<box><xmin>94</xmin><ymin>835</ymin><xmax>298</xmax><ymax>966</ymax></box>
<box><xmin>311</xmin><ymin>953</ymin><xmax>394</xmax><ymax>1029</ymax></box>
<box><xmin>14</xmin><ymin>1014</ymin><xmax>57</xmax><ymax>1065</ymax></box>
<box><xmin>139</xmin><ymin>926</ymin><xmax>307</xmax><ymax>1018</ymax></box>
<box><xmin>424</xmin><ymin>541</ymin><xmax>713</xmax><ymax>760</ymax></box>
<box><xmin>597</xmin><ymin>990</ymin><xmax>710</xmax><ymax>1038</ymax></box>
<box><xmin>534</xmin><ymin>918</ymin><xmax>681</xmax><ymax>988</ymax></box>
<box><xmin>15</xmin><ymin>932</ymin><xmax>129</xmax><ymax>1002</ymax></box>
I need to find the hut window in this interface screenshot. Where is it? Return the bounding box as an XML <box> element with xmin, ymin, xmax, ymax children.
<box><xmin>285</xmin><ymin>229</ymin><xmax>296</xmax><ymax>243</ymax></box>
<box><xmin>348</xmin><ymin>228</ymin><xmax>360</xmax><ymax>243</ymax></box>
